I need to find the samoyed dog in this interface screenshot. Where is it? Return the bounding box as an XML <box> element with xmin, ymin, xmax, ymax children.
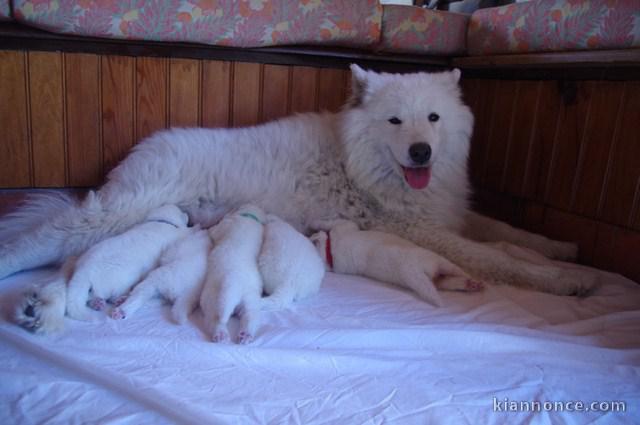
<box><xmin>2</xmin><ymin>65</ymin><xmax>597</xmax><ymax>324</ymax></box>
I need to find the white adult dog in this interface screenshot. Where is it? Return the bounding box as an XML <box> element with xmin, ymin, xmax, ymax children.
<box><xmin>110</xmin><ymin>226</ymin><xmax>211</xmax><ymax>324</ymax></box>
<box><xmin>1</xmin><ymin>65</ymin><xmax>597</xmax><ymax>308</ymax></box>
<box><xmin>200</xmin><ymin>205</ymin><xmax>266</xmax><ymax>344</ymax></box>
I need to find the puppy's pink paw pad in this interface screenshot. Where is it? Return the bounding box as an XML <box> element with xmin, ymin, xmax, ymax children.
<box><xmin>237</xmin><ymin>331</ymin><xmax>254</xmax><ymax>345</ymax></box>
<box><xmin>110</xmin><ymin>308</ymin><xmax>125</xmax><ymax>320</ymax></box>
<box><xmin>465</xmin><ymin>280</ymin><xmax>485</xmax><ymax>292</ymax></box>
<box><xmin>88</xmin><ymin>298</ymin><xmax>106</xmax><ymax>311</ymax></box>
<box><xmin>212</xmin><ymin>331</ymin><xmax>229</xmax><ymax>343</ymax></box>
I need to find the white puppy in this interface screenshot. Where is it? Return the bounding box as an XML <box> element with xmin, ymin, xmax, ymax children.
<box><xmin>310</xmin><ymin>220</ymin><xmax>483</xmax><ymax>306</ymax></box>
<box><xmin>258</xmin><ymin>215</ymin><xmax>325</xmax><ymax>310</ymax></box>
<box><xmin>65</xmin><ymin>204</ymin><xmax>189</xmax><ymax>321</ymax></box>
<box><xmin>109</xmin><ymin>226</ymin><xmax>211</xmax><ymax>323</ymax></box>
<box><xmin>200</xmin><ymin>204</ymin><xmax>265</xmax><ymax>344</ymax></box>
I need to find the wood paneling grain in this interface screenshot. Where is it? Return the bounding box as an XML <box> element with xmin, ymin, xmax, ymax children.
<box><xmin>318</xmin><ymin>68</ymin><xmax>347</xmax><ymax>113</ymax></box>
<box><xmin>503</xmin><ymin>81</ymin><xmax>540</xmax><ymax>197</ymax></box>
<box><xmin>65</xmin><ymin>53</ymin><xmax>102</xmax><ymax>187</ymax></box>
<box><xmin>521</xmin><ymin>81</ymin><xmax>562</xmax><ymax>201</ymax></box>
<box><xmin>545</xmin><ymin>81</ymin><xmax>593</xmax><ymax>210</ymax></box>
<box><xmin>290</xmin><ymin>66</ymin><xmax>318</xmax><ymax>114</ymax></box>
<box><xmin>0</xmin><ymin>51</ymin><xmax>31</xmax><ymax>187</ymax></box>
<box><xmin>467</xmin><ymin>79</ymin><xmax>496</xmax><ymax>187</ymax></box>
<box><xmin>599</xmin><ymin>82</ymin><xmax>640</xmax><ymax>229</ymax></box>
<box><xmin>261</xmin><ymin>64</ymin><xmax>289</xmax><ymax>122</ymax></box>
<box><xmin>482</xmin><ymin>80</ymin><xmax>519</xmax><ymax>191</ymax></box>
<box><xmin>135</xmin><ymin>57</ymin><xmax>167</xmax><ymax>141</ymax></box>
<box><xmin>29</xmin><ymin>51</ymin><xmax>65</xmax><ymax>187</ymax></box>
<box><xmin>594</xmin><ymin>223</ymin><xmax>640</xmax><ymax>283</ymax></box>
<box><xmin>169</xmin><ymin>58</ymin><xmax>200</xmax><ymax>128</ymax></box>
<box><xmin>201</xmin><ymin>60</ymin><xmax>231</xmax><ymax>128</ymax></box>
<box><xmin>571</xmin><ymin>81</ymin><xmax>626</xmax><ymax>218</ymax></box>
<box><xmin>102</xmin><ymin>55</ymin><xmax>134</xmax><ymax>174</ymax></box>
<box><xmin>232</xmin><ymin>62</ymin><xmax>261</xmax><ymax>127</ymax></box>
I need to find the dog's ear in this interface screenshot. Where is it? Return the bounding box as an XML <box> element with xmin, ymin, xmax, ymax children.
<box><xmin>348</xmin><ymin>64</ymin><xmax>368</xmax><ymax>107</ymax></box>
<box><xmin>450</xmin><ymin>68</ymin><xmax>461</xmax><ymax>84</ymax></box>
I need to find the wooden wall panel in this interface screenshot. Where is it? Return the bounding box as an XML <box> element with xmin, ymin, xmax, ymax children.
<box><xmin>135</xmin><ymin>57</ymin><xmax>167</xmax><ymax>141</ymax></box>
<box><xmin>261</xmin><ymin>64</ymin><xmax>289</xmax><ymax>122</ymax></box>
<box><xmin>545</xmin><ymin>81</ymin><xmax>593</xmax><ymax>211</ymax></box>
<box><xmin>102</xmin><ymin>55</ymin><xmax>134</xmax><ymax>174</ymax></box>
<box><xmin>482</xmin><ymin>80</ymin><xmax>519</xmax><ymax>191</ymax></box>
<box><xmin>65</xmin><ymin>53</ymin><xmax>102</xmax><ymax>187</ymax></box>
<box><xmin>232</xmin><ymin>62</ymin><xmax>261</xmax><ymax>127</ymax></box>
<box><xmin>467</xmin><ymin>79</ymin><xmax>496</xmax><ymax>186</ymax></box>
<box><xmin>600</xmin><ymin>82</ymin><xmax>640</xmax><ymax>228</ymax></box>
<box><xmin>28</xmin><ymin>51</ymin><xmax>65</xmax><ymax>187</ymax></box>
<box><xmin>571</xmin><ymin>81</ymin><xmax>625</xmax><ymax>217</ymax></box>
<box><xmin>0</xmin><ymin>51</ymin><xmax>30</xmax><ymax>187</ymax></box>
<box><xmin>169</xmin><ymin>58</ymin><xmax>200</xmax><ymax>128</ymax></box>
<box><xmin>290</xmin><ymin>66</ymin><xmax>318</xmax><ymax>114</ymax></box>
<box><xmin>201</xmin><ymin>60</ymin><xmax>231</xmax><ymax>128</ymax></box>
<box><xmin>318</xmin><ymin>68</ymin><xmax>347</xmax><ymax>113</ymax></box>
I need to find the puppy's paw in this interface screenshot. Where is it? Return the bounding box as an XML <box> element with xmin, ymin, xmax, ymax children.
<box><xmin>554</xmin><ymin>269</ymin><xmax>599</xmax><ymax>297</ymax></box>
<box><xmin>465</xmin><ymin>279</ymin><xmax>485</xmax><ymax>292</ymax></box>
<box><xmin>109</xmin><ymin>307</ymin><xmax>126</xmax><ymax>320</ymax></box>
<box><xmin>87</xmin><ymin>297</ymin><xmax>106</xmax><ymax>311</ymax></box>
<box><xmin>237</xmin><ymin>331</ymin><xmax>254</xmax><ymax>345</ymax></box>
<box><xmin>15</xmin><ymin>291</ymin><xmax>43</xmax><ymax>332</ymax></box>
<box><xmin>436</xmin><ymin>276</ymin><xmax>485</xmax><ymax>292</ymax></box>
<box><xmin>211</xmin><ymin>330</ymin><xmax>230</xmax><ymax>343</ymax></box>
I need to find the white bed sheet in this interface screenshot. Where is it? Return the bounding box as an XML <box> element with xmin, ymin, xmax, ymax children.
<box><xmin>0</xmin><ymin>267</ymin><xmax>639</xmax><ymax>424</ymax></box>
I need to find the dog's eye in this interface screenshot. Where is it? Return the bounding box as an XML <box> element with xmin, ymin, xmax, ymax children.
<box><xmin>388</xmin><ymin>117</ymin><xmax>402</xmax><ymax>125</ymax></box>
<box><xmin>428</xmin><ymin>113</ymin><xmax>440</xmax><ymax>122</ymax></box>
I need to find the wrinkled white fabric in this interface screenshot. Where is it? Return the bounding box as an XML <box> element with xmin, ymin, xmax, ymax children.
<box><xmin>1</xmin><ymin>267</ymin><xmax>638</xmax><ymax>424</ymax></box>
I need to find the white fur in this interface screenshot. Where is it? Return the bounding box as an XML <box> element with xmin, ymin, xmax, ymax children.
<box><xmin>310</xmin><ymin>220</ymin><xmax>481</xmax><ymax>306</ymax></box>
<box><xmin>3</xmin><ymin>65</ymin><xmax>597</xmax><ymax>322</ymax></box>
<box><xmin>258</xmin><ymin>215</ymin><xmax>325</xmax><ymax>310</ymax></box>
<box><xmin>66</xmin><ymin>204</ymin><xmax>189</xmax><ymax>321</ymax></box>
<box><xmin>200</xmin><ymin>205</ymin><xmax>265</xmax><ymax>344</ymax></box>
<box><xmin>109</xmin><ymin>226</ymin><xmax>211</xmax><ymax>324</ymax></box>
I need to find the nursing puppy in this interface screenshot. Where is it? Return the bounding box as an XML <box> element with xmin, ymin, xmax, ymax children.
<box><xmin>110</xmin><ymin>227</ymin><xmax>211</xmax><ymax>323</ymax></box>
<box><xmin>200</xmin><ymin>205</ymin><xmax>265</xmax><ymax>344</ymax></box>
<box><xmin>1</xmin><ymin>65</ymin><xmax>597</xmax><ymax>300</ymax></box>
<box><xmin>311</xmin><ymin>220</ymin><xmax>482</xmax><ymax>306</ymax></box>
<box><xmin>66</xmin><ymin>204</ymin><xmax>189</xmax><ymax>321</ymax></box>
<box><xmin>258</xmin><ymin>215</ymin><xmax>325</xmax><ymax>310</ymax></box>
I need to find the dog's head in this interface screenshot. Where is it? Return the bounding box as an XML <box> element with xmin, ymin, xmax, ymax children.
<box><xmin>342</xmin><ymin>65</ymin><xmax>473</xmax><ymax>195</ymax></box>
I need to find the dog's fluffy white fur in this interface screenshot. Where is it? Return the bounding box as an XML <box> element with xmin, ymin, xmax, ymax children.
<box><xmin>109</xmin><ymin>226</ymin><xmax>211</xmax><ymax>324</ymax></box>
<box><xmin>4</xmin><ymin>65</ymin><xmax>599</xmax><ymax>333</ymax></box>
<box><xmin>65</xmin><ymin>204</ymin><xmax>189</xmax><ymax>321</ymax></box>
<box><xmin>200</xmin><ymin>205</ymin><xmax>265</xmax><ymax>344</ymax></box>
<box><xmin>311</xmin><ymin>219</ymin><xmax>483</xmax><ymax>306</ymax></box>
<box><xmin>258</xmin><ymin>215</ymin><xmax>325</xmax><ymax>310</ymax></box>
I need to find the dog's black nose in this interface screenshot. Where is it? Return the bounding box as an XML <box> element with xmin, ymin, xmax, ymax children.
<box><xmin>409</xmin><ymin>143</ymin><xmax>431</xmax><ymax>165</ymax></box>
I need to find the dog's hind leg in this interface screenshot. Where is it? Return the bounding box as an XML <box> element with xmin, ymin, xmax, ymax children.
<box><xmin>170</xmin><ymin>280</ymin><xmax>204</xmax><ymax>325</ymax></box>
<box><xmin>463</xmin><ymin>211</ymin><xmax>578</xmax><ymax>261</ymax></box>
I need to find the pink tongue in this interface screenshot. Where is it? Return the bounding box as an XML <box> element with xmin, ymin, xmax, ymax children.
<box><xmin>403</xmin><ymin>167</ymin><xmax>431</xmax><ymax>189</ymax></box>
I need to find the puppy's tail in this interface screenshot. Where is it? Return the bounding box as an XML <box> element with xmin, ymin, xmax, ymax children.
<box><xmin>260</xmin><ymin>286</ymin><xmax>296</xmax><ymax>311</ymax></box>
<box><xmin>15</xmin><ymin>257</ymin><xmax>76</xmax><ymax>334</ymax></box>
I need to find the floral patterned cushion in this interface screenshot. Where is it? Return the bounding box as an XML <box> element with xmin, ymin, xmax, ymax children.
<box><xmin>0</xmin><ymin>0</ymin><xmax>11</xmax><ymax>21</ymax></box>
<box><xmin>468</xmin><ymin>0</ymin><xmax>640</xmax><ymax>55</ymax></box>
<box><xmin>12</xmin><ymin>0</ymin><xmax>382</xmax><ymax>49</ymax></box>
<box><xmin>379</xmin><ymin>5</ymin><xmax>468</xmax><ymax>55</ymax></box>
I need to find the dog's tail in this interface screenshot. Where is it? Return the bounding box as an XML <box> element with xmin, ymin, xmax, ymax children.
<box><xmin>15</xmin><ymin>257</ymin><xmax>76</xmax><ymax>334</ymax></box>
<box><xmin>260</xmin><ymin>286</ymin><xmax>296</xmax><ymax>311</ymax></box>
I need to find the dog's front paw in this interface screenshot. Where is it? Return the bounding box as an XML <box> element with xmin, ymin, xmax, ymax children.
<box><xmin>15</xmin><ymin>291</ymin><xmax>43</xmax><ymax>332</ymax></box>
<box><xmin>553</xmin><ymin>269</ymin><xmax>599</xmax><ymax>297</ymax></box>
<box><xmin>87</xmin><ymin>297</ymin><xmax>106</xmax><ymax>311</ymax></box>
<box><xmin>436</xmin><ymin>276</ymin><xmax>485</xmax><ymax>292</ymax></box>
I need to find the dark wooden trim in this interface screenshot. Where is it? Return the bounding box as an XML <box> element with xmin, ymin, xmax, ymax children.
<box><xmin>0</xmin><ymin>22</ymin><xmax>449</xmax><ymax>73</ymax></box>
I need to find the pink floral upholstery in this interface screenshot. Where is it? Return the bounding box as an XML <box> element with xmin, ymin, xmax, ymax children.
<box><xmin>468</xmin><ymin>0</ymin><xmax>640</xmax><ymax>55</ymax></box>
<box><xmin>0</xmin><ymin>0</ymin><xmax>11</xmax><ymax>21</ymax></box>
<box><xmin>12</xmin><ymin>0</ymin><xmax>382</xmax><ymax>49</ymax></box>
<box><xmin>379</xmin><ymin>5</ymin><xmax>468</xmax><ymax>55</ymax></box>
